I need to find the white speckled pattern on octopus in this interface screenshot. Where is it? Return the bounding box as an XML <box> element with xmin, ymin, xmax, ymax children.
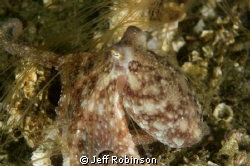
<box><xmin>0</xmin><ymin>19</ymin><xmax>208</xmax><ymax>166</ymax></box>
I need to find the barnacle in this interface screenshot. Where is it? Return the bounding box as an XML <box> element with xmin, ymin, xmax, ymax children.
<box><xmin>213</xmin><ymin>103</ymin><xmax>234</xmax><ymax>123</ymax></box>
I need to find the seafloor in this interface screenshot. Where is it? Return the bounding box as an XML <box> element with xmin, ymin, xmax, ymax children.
<box><xmin>0</xmin><ymin>0</ymin><xmax>250</xmax><ymax>166</ymax></box>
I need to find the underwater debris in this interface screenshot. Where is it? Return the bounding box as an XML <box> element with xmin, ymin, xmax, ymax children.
<box><xmin>217</xmin><ymin>129</ymin><xmax>250</xmax><ymax>166</ymax></box>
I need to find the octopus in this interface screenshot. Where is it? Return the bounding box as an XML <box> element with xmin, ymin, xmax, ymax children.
<box><xmin>0</xmin><ymin>19</ymin><xmax>208</xmax><ymax>165</ymax></box>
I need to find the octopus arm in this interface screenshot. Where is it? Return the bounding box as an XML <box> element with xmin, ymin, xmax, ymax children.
<box><xmin>60</xmin><ymin>71</ymin><xmax>140</xmax><ymax>165</ymax></box>
<box><xmin>0</xmin><ymin>18</ymin><xmax>60</xmax><ymax>68</ymax></box>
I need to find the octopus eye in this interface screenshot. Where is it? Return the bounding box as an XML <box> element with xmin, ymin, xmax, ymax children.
<box><xmin>111</xmin><ymin>50</ymin><xmax>123</xmax><ymax>59</ymax></box>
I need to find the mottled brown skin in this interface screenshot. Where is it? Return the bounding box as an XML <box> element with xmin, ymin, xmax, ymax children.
<box><xmin>108</xmin><ymin>26</ymin><xmax>206</xmax><ymax>148</ymax></box>
<box><xmin>0</xmin><ymin>19</ymin><xmax>207</xmax><ymax>166</ymax></box>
